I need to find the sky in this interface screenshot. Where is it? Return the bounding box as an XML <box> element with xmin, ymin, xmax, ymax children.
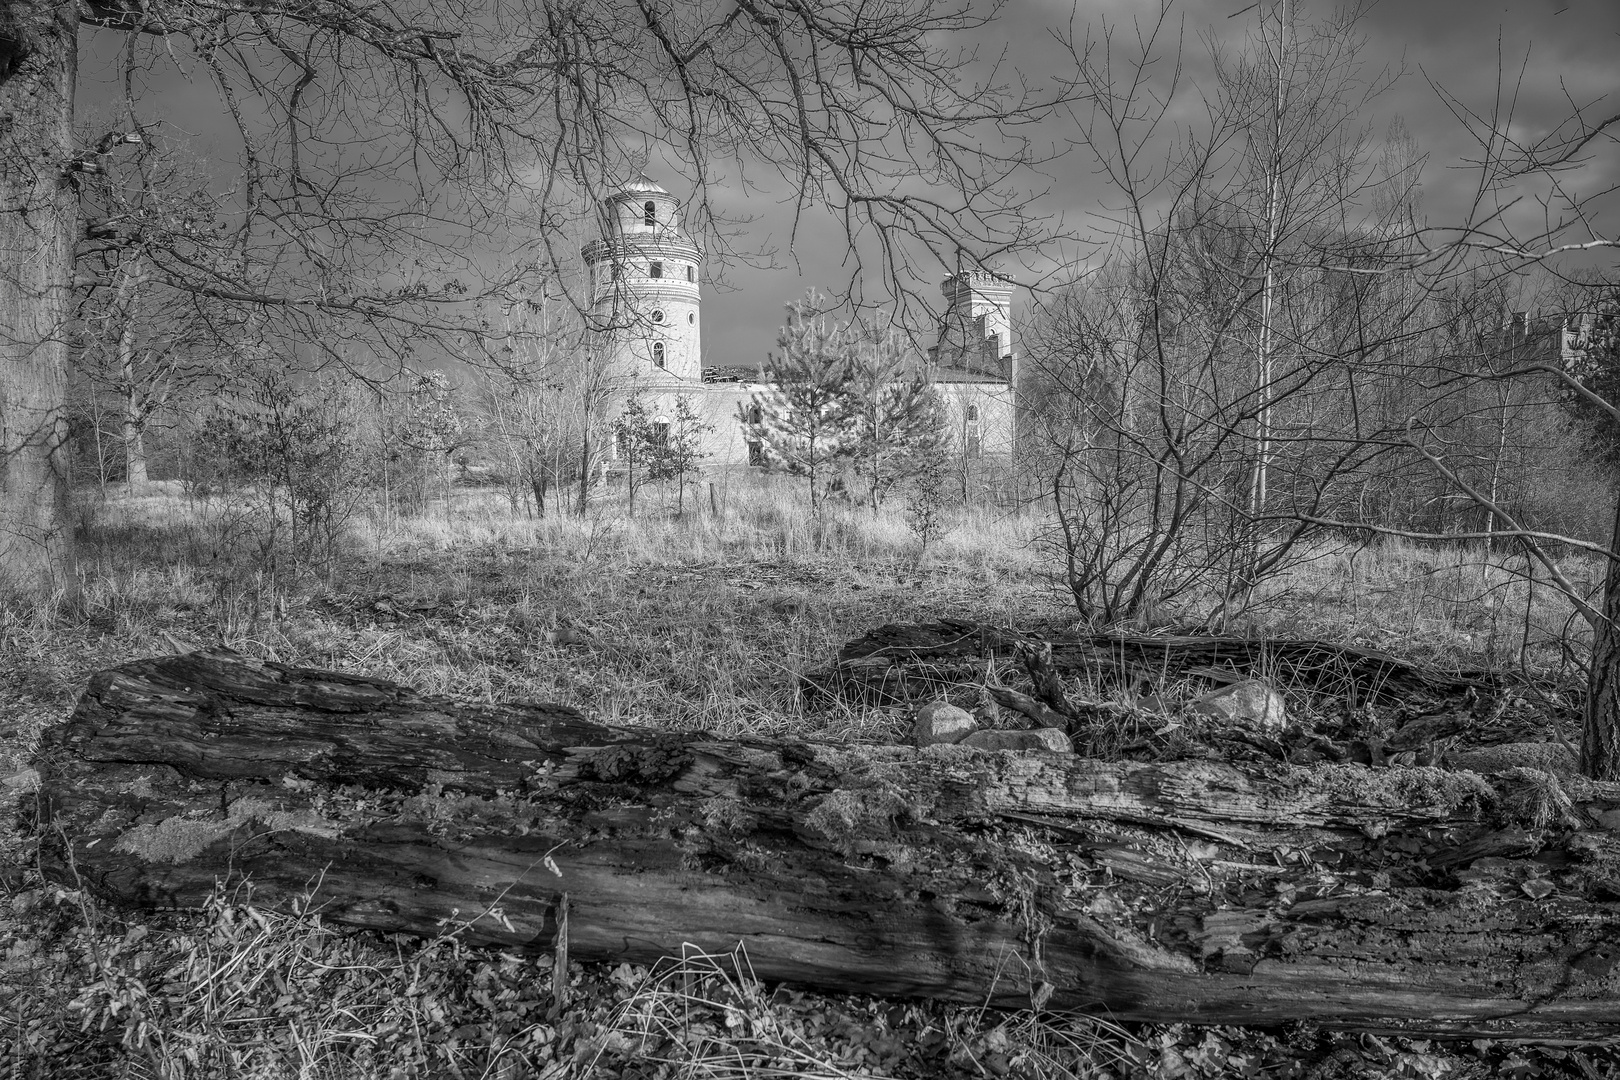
<box><xmin>74</xmin><ymin>0</ymin><xmax>1620</xmax><ymax>373</ymax></box>
<box><xmin>689</xmin><ymin>0</ymin><xmax>1620</xmax><ymax>368</ymax></box>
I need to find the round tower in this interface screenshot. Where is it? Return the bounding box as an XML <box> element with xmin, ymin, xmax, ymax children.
<box><xmin>581</xmin><ymin>175</ymin><xmax>702</xmax><ymax>383</ymax></box>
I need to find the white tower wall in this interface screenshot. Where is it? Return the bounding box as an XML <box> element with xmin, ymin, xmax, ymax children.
<box><xmin>582</xmin><ymin>177</ymin><xmax>702</xmax><ymax>383</ymax></box>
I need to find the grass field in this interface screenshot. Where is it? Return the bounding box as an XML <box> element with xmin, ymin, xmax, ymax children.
<box><xmin>0</xmin><ymin>475</ymin><xmax>1598</xmax><ymax>1077</ymax></box>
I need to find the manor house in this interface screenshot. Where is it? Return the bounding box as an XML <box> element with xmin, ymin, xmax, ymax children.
<box><xmin>582</xmin><ymin>176</ymin><xmax>1017</xmax><ymax>466</ymax></box>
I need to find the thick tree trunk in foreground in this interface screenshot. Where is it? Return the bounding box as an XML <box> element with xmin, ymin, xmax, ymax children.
<box><xmin>1583</xmin><ymin>495</ymin><xmax>1620</xmax><ymax>781</ymax></box>
<box><xmin>0</xmin><ymin>2</ymin><xmax>79</xmax><ymax>597</ymax></box>
<box><xmin>32</xmin><ymin>651</ymin><xmax>1620</xmax><ymax>1039</ymax></box>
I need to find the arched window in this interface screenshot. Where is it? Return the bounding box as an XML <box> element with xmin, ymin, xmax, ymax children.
<box><xmin>652</xmin><ymin>342</ymin><xmax>665</xmax><ymax>367</ymax></box>
<box><xmin>747</xmin><ymin>404</ymin><xmax>763</xmax><ymax>425</ymax></box>
<box><xmin>649</xmin><ymin>261</ymin><xmax>663</xmax><ymax>279</ymax></box>
<box><xmin>686</xmin><ymin>266</ymin><xmax>696</xmax><ymax>283</ymax></box>
<box><xmin>650</xmin><ymin>309</ymin><xmax>665</xmax><ymax>324</ymax></box>
<box><xmin>644</xmin><ymin>201</ymin><xmax>656</xmax><ymax>226</ymax></box>
<box><xmin>651</xmin><ymin>420</ymin><xmax>670</xmax><ymax>450</ymax></box>
<box><xmin>966</xmin><ymin>404</ymin><xmax>980</xmax><ymax>422</ymax></box>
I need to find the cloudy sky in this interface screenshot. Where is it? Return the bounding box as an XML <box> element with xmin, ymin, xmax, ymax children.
<box><xmin>692</xmin><ymin>0</ymin><xmax>1620</xmax><ymax>368</ymax></box>
<box><xmin>75</xmin><ymin>0</ymin><xmax>1620</xmax><ymax>372</ymax></box>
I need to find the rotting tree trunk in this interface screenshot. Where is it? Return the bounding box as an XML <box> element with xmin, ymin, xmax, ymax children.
<box><xmin>1584</xmin><ymin>495</ymin><xmax>1620</xmax><ymax>780</ymax></box>
<box><xmin>0</xmin><ymin>2</ymin><xmax>80</xmax><ymax>597</ymax></box>
<box><xmin>821</xmin><ymin>620</ymin><xmax>1500</xmax><ymax>710</ymax></box>
<box><xmin>30</xmin><ymin>650</ymin><xmax>1620</xmax><ymax>1039</ymax></box>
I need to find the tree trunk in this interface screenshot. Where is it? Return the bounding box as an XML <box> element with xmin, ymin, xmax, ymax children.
<box><xmin>1583</xmin><ymin>494</ymin><xmax>1620</xmax><ymax>780</ymax></box>
<box><xmin>820</xmin><ymin>620</ymin><xmax>1499</xmax><ymax>710</ymax></box>
<box><xmin>576</xmin><ymin>429</ymin><xmax>591</xmax><ymax>516</ymax></box>
<box><xmin>530</xmin><ymin>467</ymin><xmax>547</xmax><ymax>519</ymax></box>
<box><xmin>113</xmin><ymin>254</ymin><xmax>150</xmax><ymax>492</ymax></box>
<box><xmin>32</xmin><ymin>650</ymin><xmax>1620</xmax><ymax>1039</ymax></box>
<box><xmin>0</xmin><ymin>2</ymin><xmax>79</xmax><ymax>598</ymax></box>
<box><xmin>121</xmin><ymin>360</ymin><xmax>149</xmax><ymax>492</ymax></box>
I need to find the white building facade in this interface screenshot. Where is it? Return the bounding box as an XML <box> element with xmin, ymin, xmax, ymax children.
<box><xmin>582</xmin><ymin>178</ymin><xmax>1017</xmax><ymax>470</ymax></box>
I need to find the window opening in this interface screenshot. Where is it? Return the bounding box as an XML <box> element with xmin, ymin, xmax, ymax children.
<box><xmin>649</xmin><ymin>261</ymin><xmax>663</xmax><ymax>279</ymax></box>
<box><xmin>652</xmin><ymin>342</ymin><xmax>665</xmax><ymax>367</ymax></box>
<box><xmin>966</xmin><ymin>404</ymin><xmax>979</xmax><ymax>422</ymax></box>
<box><xmin>686</xmin><ymin>266</ymin><xmax>696</xmax><ymax>283</ymax></box>
<box><xmin>651</xmin><ymin>309</ymin><xmax>665</xmax><ymax>324</ymax></box>
<box><xmin>652</xmin><ymin>421</ymin><xmax>670</xmax><ymax>450</ymax></box>
<box><xmin>644</xmin><ymin>201</ymin><xmax>656</xmax><ymax>226</ymax></box>
<box><xmin>747</xmin><ymin>404</ymin><xmax>763</xmax><ymax>425</ymax></box>
<box><xmin>747</xmin><ymin>441</ymin><xmax>764</xmax><ymax>467</ymax></box>
<box><xmin>610</xmin><ymin>263</ymin><xmax>621</xmax><ymax>281</ymax></box>
<box><xmin>688</xmin><ymin>313</ymin><xmax>695</xmax><ymax>324</ymax></box>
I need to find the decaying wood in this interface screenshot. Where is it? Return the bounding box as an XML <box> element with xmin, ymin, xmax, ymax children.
<box><xmin>28</xmin><ymin>650</ymin><xmax>1620</xmax><ymax>1038</ymax></box>
<box><xmin>823</xmin><ymin>620</ymin><xmax>1500</xmax><ymax>709</ymax></box>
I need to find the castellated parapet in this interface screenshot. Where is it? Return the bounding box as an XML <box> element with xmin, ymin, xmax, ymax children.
<box><xmin>581</xmin><ymin>175</ymin><xmax>703</xmax><ymax>383</ymax></box>
<box><xmin>930</xmin><ymin>269</ymin><xmax>1017</xmax><ymax>382</ymax></box>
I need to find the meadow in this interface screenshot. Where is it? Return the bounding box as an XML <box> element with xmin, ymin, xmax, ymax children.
<box><xmin>0</xmin><ymin>474</ymin><xmax>1597</xmax><ymax>1078</ymax></box>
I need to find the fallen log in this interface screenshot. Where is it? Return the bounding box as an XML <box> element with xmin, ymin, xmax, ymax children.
<box><xmin>28</xmin><ymin>649</ymin><xmax>1620</xmax><ymax>1039</ymax></box>
<box><xmin>824</xmin><ymin>620</ymin><xmax>1501</xmax><ymax>709</ymax></box>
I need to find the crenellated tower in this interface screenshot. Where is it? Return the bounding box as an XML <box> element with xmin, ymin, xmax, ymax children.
<box><xmin>581</xmin><ymin>175</ymin><xmax>703</xmax><ymax>383</ymax></box>
<box><xmin>928</xmin><ymin>269</ymin><xmax>1016</xmax><ymax>380</ymax></box>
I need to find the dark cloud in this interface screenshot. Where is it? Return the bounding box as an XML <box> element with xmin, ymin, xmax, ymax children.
<box><xmin>74</xmin><ymin>1</ymin><xmax>1620</xmax><ymax>368</ymax></box>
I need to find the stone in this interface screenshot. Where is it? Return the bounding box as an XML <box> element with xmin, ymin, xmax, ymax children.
<box><xmin>2</xmin><ymin>767</ymin><xmax>39</xmax><ymax>795</ymax></box>
<box><xmin>1191</xmin><ymin>680</ymin><xmax>1286</xmax><ymax>732</ymax></box>
<box><xmin>913</xmin><ymin>701</ymin><xmax>977</xmax><ymax>746</ymax></box>
<box><xmin>959</xmin><ymin>727</ymin><xmax>1073</xmax><ymax>754</ymax></box>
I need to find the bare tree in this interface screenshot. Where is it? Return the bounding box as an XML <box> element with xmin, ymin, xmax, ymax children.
<box><xmin>1029</xmin><ymin>0</ymin><xmax>1418</xmax><ymax>623</ymax></box>
<box><xmin>1261</xmin><ymin>36</ymin><xmax>1620</xmax><ymax>776</ymax></box>
<box><xmin>72</xmin><ymin>128</ymin><xmax>239</xmax><ymax>490</ymax></box>
<box><xmin>0</xmin><ymin>0</ymin><xmax>1060</xmax><ymax>598</ymax></box>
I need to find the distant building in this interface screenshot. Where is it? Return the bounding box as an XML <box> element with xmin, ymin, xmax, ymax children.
<box><xmin>583</xmin><ymin>176</ymin><xmax>1017</xmax><ymax>466</ymax></box>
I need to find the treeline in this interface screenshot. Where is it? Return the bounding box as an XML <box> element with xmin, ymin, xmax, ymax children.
<box><xmin>1014</xmin><ymin>4</ymin><xmax>1617</xmax><ymax>624</ymax></box>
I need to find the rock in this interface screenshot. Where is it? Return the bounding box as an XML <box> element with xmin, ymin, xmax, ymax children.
<box><xmin>2</xmin><ymin>768</ymin><xmax>39</xmax><ymax>795</ymax></box>
<box><xmin>1447</xmin><ymin>742</ymin><xmax>1579</xmax><ymax>779</ymax></box>
<box><xmin>914</xmin><ymin>701</ymin><xmax>977</xmax><ymax>746</ymax></box>
<box><xmin>959</xmin><ymin>727</ymin><xmax>1073</xmax><ymax>753</ymax></box>
<box><xmin>1191</xmin><ymin>680</ymin><xmax>1286</xmax><ymax>732</ymax></box>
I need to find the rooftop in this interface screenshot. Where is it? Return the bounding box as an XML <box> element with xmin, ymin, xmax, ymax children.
<box><xmin>616</xmin><ymin>173</ymin><xmax>670</xmax><ymax>197</ymax></box>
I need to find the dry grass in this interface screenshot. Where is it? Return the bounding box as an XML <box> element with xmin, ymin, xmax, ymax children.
<box><xmin>0</xmin><ymin>473</ymin><xmax>1599</xmax><ymax>1078</ymax></box>
<box><xmin>593</xmin><ymin>944</ymin><xmax>1135</xmax><ymax>1079</ymax></box>
<box><xmin>1247</xmin><ymin>537</ymin><xmax>1596</xmax><ymax>674</ymax></box>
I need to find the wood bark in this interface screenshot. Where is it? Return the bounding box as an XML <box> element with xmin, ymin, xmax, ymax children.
<box><xmin>0</xmin><ymin>1</ymin><xmax>79</xmax><ymax>596</ymax></box>
<box><xmin>1584</xmin><ymin>494</ymin><xmax>1620</xmax><ymax>780</ymax></box>
<box><xmin>822</xmin><ymin>620</ymin><xmax>1499</xmax><ymax>710</ymax></box>
<box><xmin>112</xmin><ymin>256</ymin><xmax>151</xmax><ymax>491</ymax></box>
<box><xmin>30</xmin><ymin>650</ymin><xmax>1620</xmax><ymax>1039</ymax></box>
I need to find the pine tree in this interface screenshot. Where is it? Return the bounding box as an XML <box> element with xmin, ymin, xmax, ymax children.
<box><xmin>738</xmin><ymin>293</ymin><xmax>861</xmax><ymax>510</ymax></box>
<box><xmin>846</xmin><ymin>330</ymin><xmax>949</xmax><ymax>513</ymax></box>
<box><xmin>646</xmin><ymin>395</ymin><xmax>713</xmax><ymax>515</ymax></box>
<box><xmin>611</xmin><ymin>394</ymin><xmax>657</xmax><ymax>517</ymax></box>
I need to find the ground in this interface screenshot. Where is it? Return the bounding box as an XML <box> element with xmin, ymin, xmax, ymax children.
<box><xmin>1</xmin><ymin>476</ymin><xmax>1613</xmax><ymax>1078</ymax></box>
